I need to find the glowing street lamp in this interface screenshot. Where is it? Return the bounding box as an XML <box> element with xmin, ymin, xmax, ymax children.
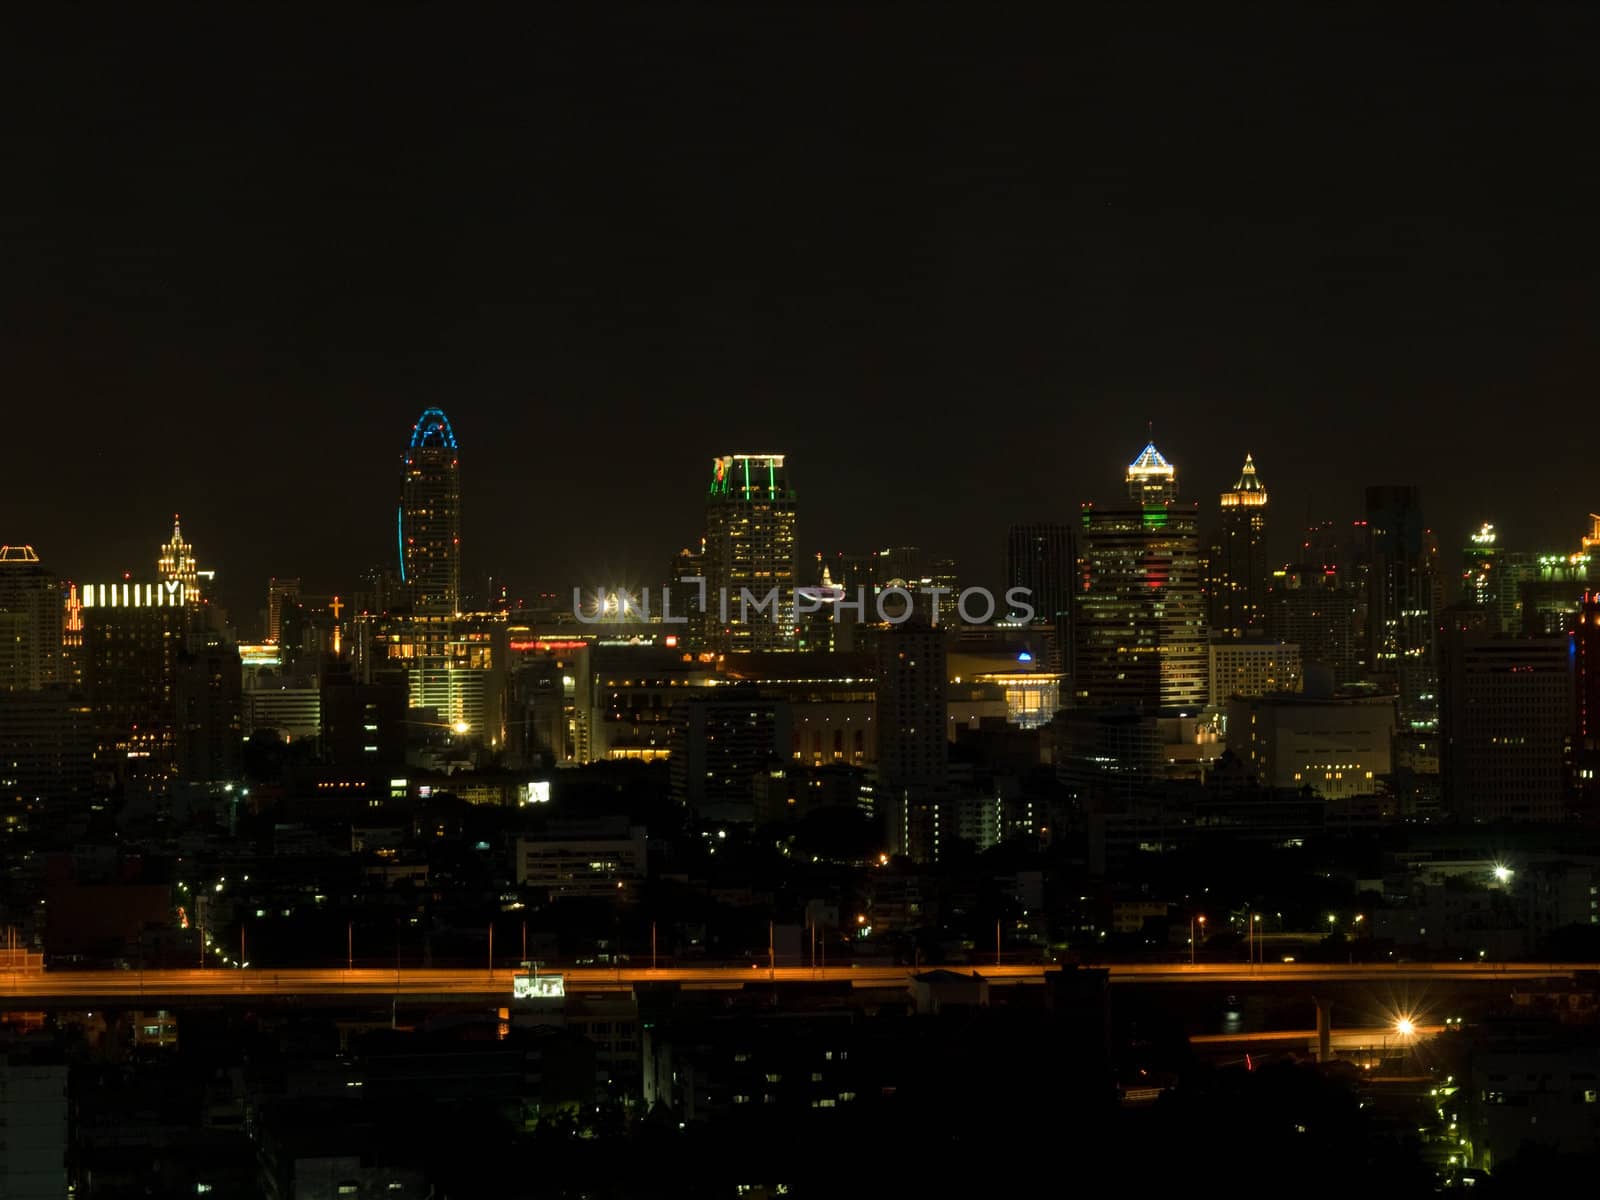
<box><xmin>1395</xmin><ymin>1017</ymin><xmax>1416</xmax><ymax>1037</ymax></box>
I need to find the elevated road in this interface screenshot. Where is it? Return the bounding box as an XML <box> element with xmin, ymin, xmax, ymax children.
<box><xmin>0</xmin><ymin>960</ymin><xmax>1589</xmax><ymax>1005</ymax></box>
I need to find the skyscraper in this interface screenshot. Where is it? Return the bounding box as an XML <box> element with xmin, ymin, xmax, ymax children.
<box><xmin>874</xmin><ymin>622</ymin><xmax>948</xmax><ymax>860</ymax></box>
<box><xmin>1365</xmin><ymin>486</ymin><xmax>1438</xmax><ymax>732</ymax></box>
<box><xmin>701</xmin><ymin>453</ymin><xmax>797</xmax><ymax>652</ymax></box>
<box><xmin>1208</xmin><ymin>454</ymin><xmax>1268</xmax><ymax>638</ymax></box>
<box><xmin>1074</xmin><ymin>442</ymin><xmax>1208</xmax><ymax>712</ymax></box>
<box><xmin>1439</xmin><ymin>615</ymin><xmax>1572</xmax><ymax>822</ymax></box>
<box><xmin>399</xmin><ymin>408</ymin><xmax>462</xmax><ymax>615</ymax></box>
<box><xmin>0</xmin><ymin>545</ymin><xmax>63</xmax><ymax>691</ymax></box>
<box><xmin>1461</xmin><ymin>522</ymin><xmax>1499</xmax><ymax>615</ymax></box>
<box><xmin>1006</xmin><ymin>523</ymin><xmax>1074</xmax><ymax>668</ymax></box>
<box><xmin>266</xmin><ymin>577</ymin><xmax>302</xmax><ymax>644</ymax></box>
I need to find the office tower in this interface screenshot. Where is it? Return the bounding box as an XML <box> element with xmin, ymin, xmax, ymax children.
<box><xmin>82</xmin><ymin>603</ymin><xmax>187</xmax><ymax>796</ymax></box>
<box><xmin>1365</xmin><ymin>486</ymin><xmax>1438</xmax><ymax>732</ymax></box>
<box><xmin>1461</xmin><ymin>523</ymin><xmax>1499</xmax><ymax>613</ymax></box>
<box><xmin>1266</xmin><ymin>566</ymin><xmax>1362</xmax><ymax>686</ymax></box>
<box><xmin>874</xmin><ymin>622</ymin><xmax>948</xmax><ymax>859</ymax></box>
<box><xmin>1208</xmin><ymin>454</ymin><xmax>1268</xmax><ymax>638</ymax></box>
<box><xmin>1007</xmin><ymin>523</ymin><xmax>1074</xmax><ymax>668</ymax></box>
<box><xmin>1439</xmin><ymin>617</ymin><xmax>1572</xmax><ymax>822</ymax></box>
<box><xmin>1576</xmin><ymin>591</ymin><xmax>1600</xmax><ymax>815</ymax></box>
<box><xmin>701</xmin><ymin>453</ymin><xmax>797</xmax><ymax>652</ymax></box>
<box><xmin>0</xmin><ymin>545</ymin><xmax>63</xmax><ymax>690</ymax></box>
<box><xmin>668</xmin><ymin>690</ymin><xmax>792</xmax><ymax>822</ymax></box>
<box><xmin>399</xmin><ymin>408</ymin><xmax>462</xmax><ymax>615</ymax></box>
<box><xmin>175</xmin><ymin>630</ymin><xmax>243</xmax><ymax>785</ymax></box>
<box><xmin>266</xmin><ymin>577</ymin><xmax>302</xmax><ymax>644</ymax></box>
<box><xmin>1074</xmin><ymin>442</ymin><xmax>1208</xmax><ymax>712</ymax></box>
<box><xmin>157</xmin><ymin>514</ymin><xmax>203</xmax><ymax>604</ymax></box>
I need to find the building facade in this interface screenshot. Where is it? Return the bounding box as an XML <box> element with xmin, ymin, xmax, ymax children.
<box><xmin>1074</xmin><ymin>443</ymin><xmax>1207</xmax><ymax>712</ymax></box>
<box><xmin>1208</xmin><ymin>454</ymin><xmax>1268</xmax><ymax>639</ymax></box>
<box><xmin>399</xmin><ymin>408</ymin><xmax>462</xmax><ymax>615</ymax></box>
<box><xmin>701</xmin><ymin>453</ymin><xmax>798</xmax><ymax>652</ymax></box>
<box><xmin>1439</xmin><ymin>624</ymin><xmax>1573</xmax><ymax>823</ymax></box>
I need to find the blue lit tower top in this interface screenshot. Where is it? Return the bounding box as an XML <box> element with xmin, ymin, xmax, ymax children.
<box><xmin>400</xmin><ymin>408</ymin><xmax>462</xmax><ymax>614</ymax></box>
<box><xmin>1126</xmin><ymin>441</ymin><xmax>1177</xmax><ymax>503</ymax></box>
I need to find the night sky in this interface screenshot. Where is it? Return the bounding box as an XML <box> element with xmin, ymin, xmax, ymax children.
<box><xmin>6</xmin><ymin>7</ymin><xmax>1600</xmax><ymax>620</ymax></box>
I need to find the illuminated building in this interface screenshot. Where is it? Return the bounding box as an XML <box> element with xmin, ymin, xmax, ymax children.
<box><xmin>1575</xmin><ymin>591</ymin><xmax>1600</xmax><ymax>815</ymax></box>
<box><xmin>1207</xmin><ymin>639</ymin><xmax>1302</xmax><ymax>705</ymax></box>
<box><xmin>1439</xmin><ymin>615</ymin><xmax>1572</xmax><ymax>822</ymax></box>
<box><xmin>1074</xmin><ymin>442</ymin><xmax>1208</xmax><ymax>712</ymax></box>
<box><xmin>702</xmin><ymin>453</ymin><xmax>797</xmax><ymax>652</ymax></box>
<box><xmin>1461</xmin><ymin>522</ymin><xmax>1499</xmax><ymax>614</ymax></box>
<box><xmin>349</xmin><ymin>611</ymin><xmax>508</xmax><ymax>746</ymax></box>
<box><xmin>668</xmin><ymin>690</ymin><xmax>791</xmax><ymax>822</ymax></box>
<box><xmin>874</xmin><ymin>623</ymin><xmax>948</xmax><ymax>860</ymax></box>
<box><xmin>399</xmin><ymin>408</ymin><xmax>462</xmax><ymax>615</ymax></box>
<box><xmin>1125</xmin><ymin>440</ymin><xmax>1177</xmax><ymax>503</ymax></box>
<box><xmin>1006</xmin><ymin>523</ymin><xmax>1074</xmax><ymax>669</ymax></box>
<box><xmin>1267</xmin><ymin>565</ymin><xmax>1362</xmax><ymax>686</ymax></box>
<box><xmin>1208</xmin><ymin>454</ymin><xmax>1268</xmax><ymax>639</ymax></box>
<box><xmin>241</xmin><ymin>683</ymin><xmax>321</xmax><ymax>741</ymax></box>
<box><xmin>572</xmin><ymin>645</ymin><xmax>718</xmax><ymax>763</ymax></box>
<box><xmin>82</xmin><ymin>601</ymin><xmax>187</xmax><ymax>796</ymax></box>
<box><xmin>1365</xmin><ymin>485</ymin><xmax>1438</xmax><ymax>732</ymax></box>
<box><xmin>0</xmin><ymin>545</ymin><xmax>64</xmax><ymax>690</ymax></box>
<box><xmin>266</xmin><ymin>577</ymin><xmax>301</xmax><ymax>643</ymax></box>
<box><xmin>1225</xmin><ymin>691</ymin><xmax>1396</xmax><ymax>801</ymax></box>
<box><xmin>157</xmin><ymin>514</ymin><xmax>205</xmax><ymax>604</ymax></box>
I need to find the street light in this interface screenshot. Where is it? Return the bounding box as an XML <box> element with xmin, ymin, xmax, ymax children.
<box><xmin>1190</xmin><ymin>914</ymin><xmax>1206</xmax><ymax>965</ymax></box>
<box><xmin>1395</xmin><ymin>1017</ymin><xmax>1415</xmax><ymax>1036</ymax></box>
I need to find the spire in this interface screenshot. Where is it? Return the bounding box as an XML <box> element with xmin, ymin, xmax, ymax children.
<box><xmin>1220</xmin><ymin>453</ymin><xmax>1268</xmax><ymax>509</ymax></box>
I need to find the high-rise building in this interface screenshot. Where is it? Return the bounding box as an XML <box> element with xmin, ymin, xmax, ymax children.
<box><xmin>1267</xmin><ymin>565</ymin><xmax>1363</xmax><ymax>686</ymax></box>
<box><xmin>1007</xmin><ymin>523</ymin><xmax>1073</xmax><ymax>669</ymax></box>
<box><xmin>1575</xmin><ymin>591</ymin><xmax>1600</xmax><ymax>816</ymax></box>
<box><xmin>1366</xmin><ymin>486</ymin><xmax>1439</xmax><ymax>732</ymax></box>
<box><xmin>0</xmin><ymin>546</ymin><xmax>63</xmax><ymax>691</ymax></box>
<box><xmin>874</xmin><ymin>622</ymin><xmax>948</xmax><ymax>859</ymax></box>
<box><xmin>1074</xmin><ymin>442</ymin><xmax>1208</xmax><ymax>712</ymax></box>
<box><xmin>266</xmin><ymin>577</ymin><xmax>301</xmax><ymax>644</ymax></box>
<box><xmin>175</xmin><ymin>631</ymin><xmax>243</xmax><ymax>786</ymax></box>
<box><xmin>668</xmin><ymin>690</ymin><xmax>791</xmax><ymax>823</ymax></box>
<box><xmin>1461</xmin><ymin>523</ymin><xmax>1499</xmax><ymax>614</ymax></box>
<box><xmin>1439</xmin><ymin>618</ymin><xmax>1573</xmax><ymax>823</ymax></box>
<box><xmin>1208</xmin><ymin>454</ymin><xmax>1268</xmax><ymax>639</ymax></box>
<box><xmin>157</xmin><ymin>515</ymin><xmax>203</xmax><ymax>604</ymax></box>
<box><xmin>399</xmin><ymin>408</ymin><xmax>462</xmax><ymax>615</ymax></box>
<box><xmin>702</xmin><ymin>453</ymin><xmax>797</xmax><ymax>652</ymax></box>
<box><xmin>82</xmin><ymin>603</ymin><xmax>187</xmax><ymax>797</ymax></box>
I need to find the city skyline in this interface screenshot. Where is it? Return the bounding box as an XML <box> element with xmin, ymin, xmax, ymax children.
<box><xmin>14</xmin><ymin>425</ymin><xmax>1600</xmax><ymax>628</ymax></box>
